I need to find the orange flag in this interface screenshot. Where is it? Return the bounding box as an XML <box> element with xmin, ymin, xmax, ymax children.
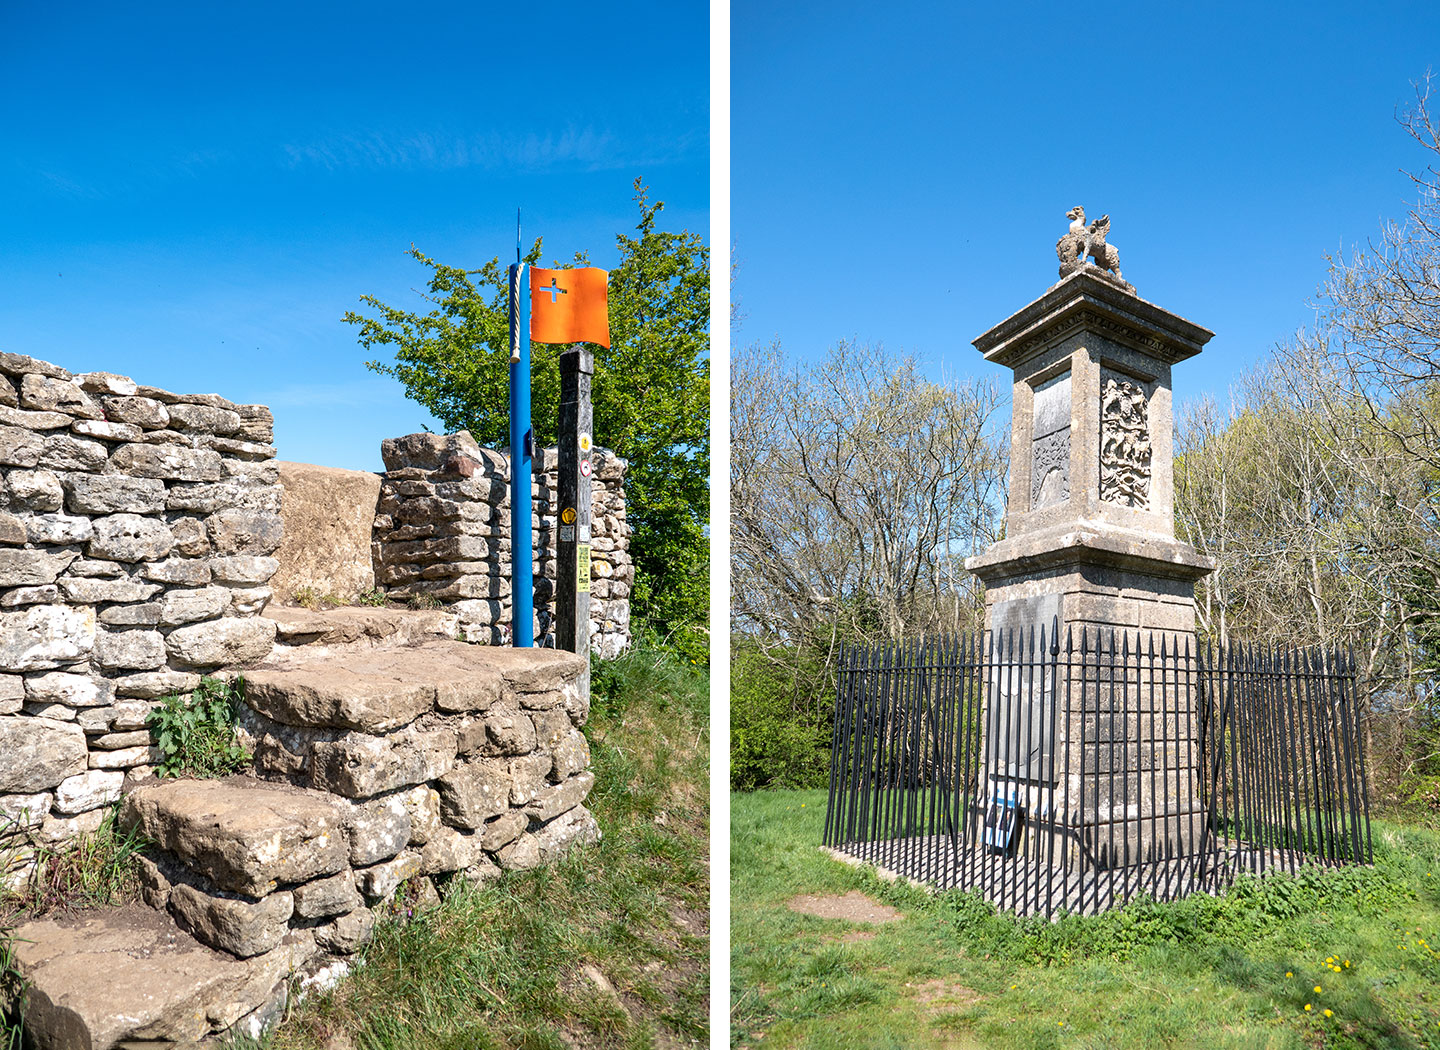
<box><xmin>530</xmin><ymin>266</ymin><xmax>610</xmax><ymax>348</ymax></box>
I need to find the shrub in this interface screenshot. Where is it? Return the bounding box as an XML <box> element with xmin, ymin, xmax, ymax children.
<box><xmin>731</xmin><ymin>646</ymin><xmax>830</xmax><ymax>791</ymax></box>
<box><xmin>146</xmin><ymin>676</ymin><xmax>251</xmax><ymax>779</ymax></box>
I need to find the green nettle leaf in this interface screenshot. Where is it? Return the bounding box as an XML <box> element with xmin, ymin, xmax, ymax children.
<box><xmin>346</xmin><ymin>179</ymin><xmax>710</xmax><ymax>645</ymax></box>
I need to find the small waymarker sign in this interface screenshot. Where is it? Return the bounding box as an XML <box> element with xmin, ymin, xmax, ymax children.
<box><xmin>580</xmin><ymin>460</ymin><xmax>592</xmax><ymax>478</ymax></box>
<box><xmin>577</xmin><ymin>544</ymin><xmax>591</xmax><ymax>593</ymax></box>
<box><xmin>559</xmin><ymin>525</ymin><xmax>575</xmax><ymax>542</ymax></box>
<box><xmin>579</xmin><ymin>433</ymin><xmax>592</xmax><ymax>453</ymax></box>
<box><xmin>561</xmin><ymin>507</ymin><xmax>577</xmax><ymax>525</ymax></box>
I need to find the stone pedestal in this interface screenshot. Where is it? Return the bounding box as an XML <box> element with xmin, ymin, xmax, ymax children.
<box><xmin>965</xmin><ymin>268</ymin><xmax>1214</xmax><ymax>869</ymax></box>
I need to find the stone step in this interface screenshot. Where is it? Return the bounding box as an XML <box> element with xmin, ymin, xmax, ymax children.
<box><xmin>262</xmin><ymin>605</ymin><xmax>459</xmax><ymax>652</ymax></box>
<box><xmin>6</xmin><ymin>902</ymin><xmax>315</xmax><ymax>1049</ymax></box>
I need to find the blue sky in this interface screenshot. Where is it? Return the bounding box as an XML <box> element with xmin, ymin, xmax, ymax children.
<box><xmin>732</xmin><ymin>1</ymin><xmax>1440</xmax><ymax>415</ymax></box>
<box><xmin>2</xmin><ymin>1</ymin><xmax>708</xmax><ymax>472</ymax></box>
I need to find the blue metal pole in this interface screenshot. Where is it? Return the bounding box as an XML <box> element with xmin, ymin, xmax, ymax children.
<box><xmin>508</xmin><ymin>259</ymin><xmax>534</xmax><ymax>647</ymax></box>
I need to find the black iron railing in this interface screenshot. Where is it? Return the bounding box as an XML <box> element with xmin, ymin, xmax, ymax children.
<box><xmin>822</xmin><ymin>624</ymin><xmax>1371</xmax><ymax>918</ymax></box>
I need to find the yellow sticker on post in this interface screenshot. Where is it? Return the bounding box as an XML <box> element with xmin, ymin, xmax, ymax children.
<box><xmin>577</xmin><ymin>543</ymin><xmax>591</xmax><ymax>593</ymax></box>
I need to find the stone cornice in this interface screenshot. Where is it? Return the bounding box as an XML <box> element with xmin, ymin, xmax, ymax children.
<box><xmin>972</xmin><ymin>270</ymin><xmax>1214</xmax><ymax>370</ymax></box>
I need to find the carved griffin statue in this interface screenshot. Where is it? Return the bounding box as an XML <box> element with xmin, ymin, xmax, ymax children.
<box><xmin>1056</xmin><ymin>206</ymin><xmax>1123</xmax><ymax>282</ymax></box>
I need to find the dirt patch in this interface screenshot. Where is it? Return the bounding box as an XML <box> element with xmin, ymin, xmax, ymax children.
<box><xmin>909</xmin><ymin>979</ymin><xmax>983</xmax><ymax>1010</ymax></box>
<box><xmin>786</xmin><ymin>890</ymin><xmax>902</xmax><ymax>924</ymax></box>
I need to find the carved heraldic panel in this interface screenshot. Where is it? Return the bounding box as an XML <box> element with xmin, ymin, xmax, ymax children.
<box><xmin>1099</xmin><ymin>372</ymin><xmax>1151</xmax><ymax>508</ymax></box>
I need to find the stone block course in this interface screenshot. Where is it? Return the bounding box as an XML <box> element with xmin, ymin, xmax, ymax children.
<box><xmin>0</xmin><ymin>353</ymin><xmax>281</xmax><ymax>853</ymax></box>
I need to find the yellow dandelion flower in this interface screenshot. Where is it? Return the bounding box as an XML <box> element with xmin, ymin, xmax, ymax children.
<box><xmin>1010</xmin><ymin>984</ymin><xmax>1017</xmax><ymax>990</ymax></box>
<box><xmin>1324</xmin><ymin>1009</ymin><xmax>1333</xmax><ymax>1018</ymax></box>
<box><xmin>1305</xmin><ymin>1004</ymin><xmax>1312</xmax><ymax>1012</ymax></box>
<box><xmin>1286</xmin><ymin>972</ymin><xmax>1293</xmax><ymax>978</ymax></box>
<box><xmin>1344</xmin><ymin>961</ymin><xmax>1350</xmax><ymax>967</ymax></box>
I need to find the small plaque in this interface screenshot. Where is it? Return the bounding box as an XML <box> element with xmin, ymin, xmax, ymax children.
<box><xmin>579</xmin><ymin>432</ymin><xmax>592</xmax><ymax>453</ymax></box>
<box><xmin>577</xmin><ymin>543</ymin><xmax>591</xmax><ymax>593</ymax></box>
<box><xmin>559</xmin><ymin>525</ymin><xmax>575</xmax><ymax>542</ymax></box>
<box><xmin>561</xmin><ymin>507</ymin><xmax>577</xmax><ymax>525</ymax></box>
<box><xmin>578</xmin><ymin>525</ymin><xmax>591</xmax><ymax>541</ymax></box>
<box><xmin>580</xmin><ymin>460</ymin><xmax>592</xmax><ymax>478</ymax></box>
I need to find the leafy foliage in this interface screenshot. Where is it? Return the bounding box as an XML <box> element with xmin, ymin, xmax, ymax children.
<box><xmin>730</xmin><ymin>637</ymin><xmax>831</xmax><ymax>790</ymax></box>
<box><xmin>146</xmin><ymin>676</ymin><xmax>251</xmax><ymax>779</ymax></box>
<box><xmin>347</xmin><ymin>179</ymin><xmax>709</xmax><ymax>646</ymax></box>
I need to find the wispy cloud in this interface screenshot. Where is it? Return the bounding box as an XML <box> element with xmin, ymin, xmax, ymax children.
<box><xmin>280</xmin><ymin>124</ymin><xmax>702</xmax><ymax>174</ymax></box>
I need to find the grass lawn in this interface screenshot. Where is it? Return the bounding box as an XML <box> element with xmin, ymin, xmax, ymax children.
<box><xmin>731</xmin><ymin>788</ymin><xmax>1440</xmax><ymax>1050</ymax></box>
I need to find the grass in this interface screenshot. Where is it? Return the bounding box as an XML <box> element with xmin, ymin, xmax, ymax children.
<box><xmin>265</xmin><ymin>641</ymin><xmax>710</xmax><ymax>1050</ymax></box>
<box><xmin>0</xmin><ymin>805</ymin><xmax>148</xmax><ymax>925</ymax></box>
<box><xmin>731</xmin><ymin>789</ymin><xmax>1440</xmax><ymax>1050</ymax></box>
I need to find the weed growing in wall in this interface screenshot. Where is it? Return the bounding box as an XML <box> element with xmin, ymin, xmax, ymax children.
<box><xmin>146</xmin><ymin>677</ymin><xmax>251</xmax><ymax>779</ymax></box>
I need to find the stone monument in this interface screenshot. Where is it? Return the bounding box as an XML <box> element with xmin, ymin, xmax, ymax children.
<box><xmin>965</xmin><ymin>209</ymin><xmax>1214</xmax><ymax>867</ymax></box>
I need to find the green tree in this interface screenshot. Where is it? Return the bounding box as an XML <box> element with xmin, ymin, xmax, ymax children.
<box><xmin>346</xmin><ymin>181</ymin><xmax>709</xmax><ymax>650</ymax></box>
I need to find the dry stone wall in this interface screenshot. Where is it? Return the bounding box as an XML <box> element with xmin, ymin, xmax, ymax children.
<box><xmin>0</xmin><ymin>351</ymin><xmax>281</xmax><ymax>877</ymax></box>
<box><xmin>120</xmin><ymin>642</ymin><xmax>599</xmax><ymax>965</ymax></box>
<box><xmin>372</xmin><ymin>431</ymin><xmax>632</xmax><ymax>656</ymax></box>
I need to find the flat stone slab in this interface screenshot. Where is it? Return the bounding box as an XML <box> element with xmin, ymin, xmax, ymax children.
<box><xmin>245</xmin><ymin>641</ymin><xmax>586</xmax><ymax>731</ymax></box>
<box><xmin>263</xmin><ymin>605</ymin><xmax>459</xmax><ymax>649</ymax></box>
<box><xmin>8</xmin><ymin>903</ymin><xmax>310</xmax><ymax>1050</ymax></box>
<box><xmin>119</xmin><ymin>776</ymin><xmax>349</xmax><ymax>897</ymax></box>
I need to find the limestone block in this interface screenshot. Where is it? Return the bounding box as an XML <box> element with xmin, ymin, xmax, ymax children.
<box><xmin>0</xmin><ymin>425</ymin><xmax>44</xmax><ymax>467</ymax></box>
<box><xmin>486</xmin><ymin>704</ymin><xmax>537</xmax><ymax>755</ymax></box>
<box><xmin>59</xmin><ymin>577</ymin><xmax>163</xmax><ymax>604</ymax></box>
<box><xmin>228</xmin><ymin>587</ymin><xmax>271</xmax><ymax>615</ymax></box>
<box><xmin>88</xmin><ymin>513</ymin><xmax>173</xmax><ymax>563</ymax></box>
<box><xmin>63</xmin><ymin>473</ymin><xmax>166</xmax><ymax>514</ymax></box>
<box><xmin>72</xmin><ymin>419</ymin><xmax>142</xmax><ymax>442</ymax></box>
<box><xmin>169</xmin><ymin>515</ymin><xmax>211</xmax><ymax>556</ymax></box>
<box><xmin>0</xmin><ymin>377</ymin><xmax>14</xmax><ymax>407</ymax></box>
<box><xmin>42</xmin><ymin>434</ymin><xmax>108</xmax><ymax>471</ymax></box>
<box><xmin>141</xmin><ymin>556</ymin><xmax>212</xmax><ymax>585</ymax></box>
<box><xmin>167</xmin><ymin>403</ymin><xmax>241</xmax><ymax>434</ymax></box>
<box><xmin>109</xmin><ymin>699</ymin><xmax>155</xmax><ymax>730</ymax></box>
<box><xmin>20</xmin><ymin>374</ymin><xmax>102</xmax><ymax>418</ymax></box>
<box><xmin>434</xmin><ymin>759</ymin><xmax>512</xmax><ymax>829</ymax></box>
<box><xmin>270</xmin><ymin>461</ymin><xmax>380</xmax><ymax>602</ymax></box>
<box><xmin>551</xmin><ymin>729</ymin><xmax>591</xmax><ymax>780</ymax></box>
<box><xmin>93</xmin><ymin>627</ymin><xmax>165</xmax><ymax>671</ymax></box>
<box><xmin>100</xmin><ymin>394</ymin><xmax>169</xmax><ymax>428</ymax></box>
<box><xmin>108</xmin><ymin>442</ymin><xmax>222</xmax><ymax>481</ymax></box>
<box><xmin>158</xmin><ymin>586</ymin><xmax>231</xmax><ymax>626</ymax></box>
<box><xmin>25</xmin><ymin>671</ymin><xmax>114</xmax><ymax>707</ymax></box>
<box><xmin>23</xmin><ymin>512</ymin><xmax>93</xmax><ymax>545</ymax></box>
<box><xmin>0</xmin><ymin>604</ymin><xmax>94</xmax><ymax>671</ymax></box>
<box><xmin>402</xmin><ymin>785</ymin><xmax>442</xmax><ymax>845</ymax></box>
<box><xmin>0</xmin><ymin>791</ymin><xmax>52</xmax><ymax>830</ymax></box>
<box><xmin>205</xmin><ymin>507</ymin><xmax>283</xmax><ymax>557</ymax></box>
<box><xmin>0</xmin><ymin>513</ymin><xmax>24</xmax><ymax>545</ymax></box>
<box><xmin>22</xmin><ymin>701</ymin><xmax>75</xmax><ymax>721</ymax></box>
<box><xmin>530</xmin><ymin>706</ymin><xmax>571</xmax><ymax>748</ymax></box>
<box><xmin>480</xmin><ymin>811</ymin><xmax>527</xmax><ymax>852</ymax></box>
<box><xmin>120</xmin><ymin>778</ymin><xmax>351</xmax><ymax>896</ymax></box>
<box><xmin>494</xmin><ymin>833</ymin><xmax>541</xmax><ymax>871</ymax></box>
<box><xmin>0</xmin><ymin>549</ymin><xmax>76</xmax><ymax>588</ymax></box>
<box><xmin>533</xmin><ymin>804</ymin><xmax>602</xmax><ymax>863</ymax></box>
<box><xmin>315</xmin><ymin>906</ymin><xmax>374</xmax><ymax>955</ymax></box>
<box><xmin>419</xmin><ymin>826</ymin><xmax>478</xmax><ymax>874</ymax></box>
<box><xmin>112</xmin><ymin>669</ymin><xmax>201</xmax><ymax>699</ymax></box>
<box><xmin>235</xmin><ymin>405</ymin><xmax>274</xmax><ymax>443</ymax></box>
<box><xmin>210</xmin><ymin>555</ymin><xmax>280</xmax><ymax>585</ymax></box>
<box><xmin>92</xmin><ymin>729</ymin><xmax>151</xmax><ymax>750</ymax></box>
<box><xmin>169</xmin><ymin>883</ymin><xmax>294</xmax><ymax>958</ymax></box>
<box><xmin>381</xmin><ymin>431</ymin><xmax>486</xmax><ymax>472</ymax></box>
<box><xmin>0</xmin><ymin>674</ymin><xmax>22</xmax><ymax>705</ymax></box>
<box><xmin>68</xmin><ymin>557</ymin><xmax>125</xmax><ymax>577</ymax></box>
<box><xmin>75</xmin><ymin>371</ymin><xmax>137</xmax><ymax>396</ymax></box>
<box><xmin>292</xmin><ymin>870</ymin><xmax>363</xmax><ymax>920</ymax></box>
<box><xmin>53</xmin><ymin>769</ymin><xmax>124</xmax><ymax>815</ymax></box>
<box><xmin>203</xmin><ymin>436</ymin><xmax>275</xmax><ymax>459</ymax></box>
<box><xmin>524</xmin><ymin>771</ymin><xmax>594</xmax><ymax>823</ymax></box>
<box><xmin>243</xmin><ymin>665</ymin><xmax>433</xmax><ymax>732</ymax></box>
<box><xmin>310</xmin><ymin>724</ymin><xmax>457</xmax><ymax>799</ymax></box>
<box><xmin>6</xmin><ymin>469</ymin><xmax>62</xmax><ymax>511</ymax></box>
<box><xmin>165</xmin><ymin>616</ymin><xmax>277</xmax><ymax>669</ymax></box>
<box><xmin>508</xmin><ymin>754</ymin><xmax>552</xmax><ymax>805</ymax></box>
<box><xmin>167</xmin><ymin>480</ymin><xmax>281</xmax><ymax>514</ymax></box>
<box><xmin>88</xmin><ymin>744</ymin><xmax>155</xmax><ymax>769</ymax></box>
<box><xmin>37</xmin><ymin>806</ymin><xmax>106</xmax><ymax>844</ymax></box>
<box><xmin>356</xmin><ymin>849</ymin><xmax>421</xmax><ymax>902</ymax></box>
<box><xmin>0</xmin><ymin>720</ymin><xmax>83</xmax><ymax>797</ymax></box>
<box><xmin>349</xmin><ymin>791</ymin><xmax>413</xmax><ymax>866</ymax></box>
